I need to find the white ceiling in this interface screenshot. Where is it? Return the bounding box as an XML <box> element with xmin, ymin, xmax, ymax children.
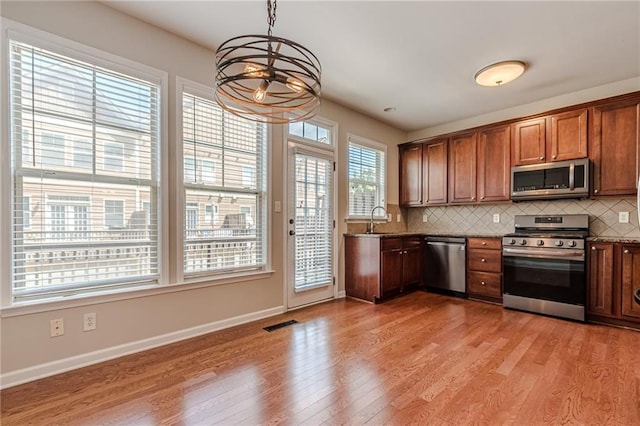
<box><xmin>102</xmin><ymin>1</ymin><xmax>640</xmax><ymax>132</ymax></box>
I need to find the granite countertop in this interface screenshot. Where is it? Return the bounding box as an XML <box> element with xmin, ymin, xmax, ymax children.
<box><xmin>344</xmin><ymin>232</ymin><xmax>504</xmax><ymax>238</ymax></box>
<box><xmin>587</xmin><ymin>237</ymin><xmax>640</xmax><ymax>244</ymax></box>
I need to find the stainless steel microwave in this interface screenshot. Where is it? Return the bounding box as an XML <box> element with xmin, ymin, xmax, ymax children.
<box><xmin>511</xmin><ymin>158</ymin><xmax>590</xmax><ymax>201</ymax></box>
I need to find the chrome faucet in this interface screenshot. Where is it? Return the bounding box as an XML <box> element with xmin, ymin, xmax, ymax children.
<box><xmin>368</xmin><ymin>205</ymin><xmax>387</xmax><ymax>233</ymax></box>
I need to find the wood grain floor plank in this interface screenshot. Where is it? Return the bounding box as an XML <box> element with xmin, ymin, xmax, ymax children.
<box><xmin>2</xmin><ymin>292</ymin><xmax>639</xmax><ymax>425</ymax></box>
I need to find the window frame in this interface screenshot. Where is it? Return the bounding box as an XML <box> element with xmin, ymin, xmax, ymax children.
<box><xmin>346</xmin><ymin>133</ymin><xmax>387</xmax><ymax>220</ymax></box>
<box><xmin>0</xmin><ymin>20</ymin><xmax>170</xmax><ymax>311</ymax></box>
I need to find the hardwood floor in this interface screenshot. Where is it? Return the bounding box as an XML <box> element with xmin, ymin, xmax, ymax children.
<box><xmin>2</xmin><ymin>291</ymin><xmax>639</xmax><ymax>425</ymax></box>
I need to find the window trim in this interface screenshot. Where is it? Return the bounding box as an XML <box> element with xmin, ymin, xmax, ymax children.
<box><xmin>0</xmin><ymin>18</ymin><xmax>170</xmax><ymax>309</ymax></box>
<box><xmin>175</xmin><ymin>76</ymin><xmax>271</xmax><ymax>284</ymax></box>
<box><xmin>346</xmin><ymin>133</ymin><xmax>387</xmax><ymax>220</ymax></box>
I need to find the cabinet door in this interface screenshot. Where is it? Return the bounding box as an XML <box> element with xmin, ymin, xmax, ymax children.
<box><xmin>448</xmin><ymin>132</ymin><xmax>477</xmax><ymax>204</ymax></box>
<box><xmin>399</xmin><ymin>145</ymin><xmax>423</xmax><ymax>206</ymax></box>
<box><xmin>402</xmin><ymin>246</ymin><xmax>422</xmax><ymax>289</ymax></box>
<box><xmin>477</xmin><ymin>125</ymin><xmax>511</xmax><ymax>202</ymax></box>
<box><xmin>380</xmin><ymin>249</ymin><xmax>402</xmax><ymax>298</ymax></box>
<box><xmin>423</xmin><ymin>139</ymin><xmax>448</xmax><ymax>205</ymax></box>
<box><xmin>512</xmin><ymin>118</ymin><xmax>547</xmax><ymax>166</ymax></box>
<box><xmin>587</xmin><ymin>243</ymin><xmax>615</xmax><ymax>318</ymax></box>
<box><xmin>549</xmin><ymin>108</ymin><xmax>588</xmax><ymax>161</ymax></box>
<box><xmin>621</xmin><ymin>245</ymin><xmax>640</xmax><ymax>322</ymax></box>
<box><xmin>591</xmin><ymin>99</ymin><xmax>640</xmax><ymax>196</ymax></box>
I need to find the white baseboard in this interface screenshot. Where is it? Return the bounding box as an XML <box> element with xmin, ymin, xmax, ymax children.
<box><xmin>0</xmin><ymin>305</ymin><xmax>285</xmax><ymax>390</ymax></box>
<box><xmin>337</xmin><ymin>290</ymin><xmax>346</xmax><ymax>298</ymax></box>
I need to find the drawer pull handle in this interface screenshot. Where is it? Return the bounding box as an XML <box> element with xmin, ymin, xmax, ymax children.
<box><xmin>539</xmin><ymin>156</ymin><xmax>545</xmax><ymax>161</ymax></box>
<box><xmin>482</xmin><ymin>242</ymin><xmax>487</xmax><ymax>246</ymax></box>
<box><xmin>594</xmin><ymin>189</ymin><xmax>599</xmax><ymax>194</ymax></box>
<box><xmin>624</xmin><ymin>249</ymin><xmax>630</xmax><ymax>254</ymax></box>
<box><xmin>481</xmin><ymin>258</ymin><xmax>486</xmax><ymax>262</ymax></box>
<box><xmin>481</xmin><ymin>281</ymin><xmax>486</xmax><ymax>286</ymax></box>
<box><xmin>592</xmin><ymin>246</ymin><xmax>596</xmax><ymax>250</ymax></box>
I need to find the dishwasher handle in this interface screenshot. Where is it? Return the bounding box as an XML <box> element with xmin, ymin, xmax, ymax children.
<box><xmin>426</xmin><ymin>241</ymin><xmax>466</xmax><ymax>250</ymax></box>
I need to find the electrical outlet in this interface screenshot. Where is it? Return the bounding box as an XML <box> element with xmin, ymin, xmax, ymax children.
<box><xmin>422</xmin><ymin>214</ymin><xmax>428</xmax><ymax>223</ymax></box>
<box><xmin>387</xmin><ymin>214</ymin><xmax>392</xmax><ymax>222</ymax></box>
<box><xmin>493</xmin><ymin>213</ymin><xmax>500</xmax><ymax>223</ymax></box>
<box><xmin>619</xmin><ymin>211</ymin><xmax>630</xmax><ymax>223</ymax></box>
<box><xmin>50</xmin><ymin>318</ymin><xmax>64</xmax><ymax>337</ymax></box>
<box><xmin>396</xmin><ymin>214</ymin><xmax>401</xmax><ymax>223</ymax></box>
<box><xmin>83</xmin><ymin>313</ymin><xmax>96</xmax><ymax>331</ymax></box>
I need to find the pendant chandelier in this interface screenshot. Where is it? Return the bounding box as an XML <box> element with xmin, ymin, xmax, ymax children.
<box><xmin>214</xmin><ymin>0</ymin><xmax>322</xmax><ymax>124</ymax></box>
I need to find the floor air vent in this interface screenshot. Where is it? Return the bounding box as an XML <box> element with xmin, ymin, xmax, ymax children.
<box><xmin>263</xmin><ymin>319</ymin><xmax>298</xmax><ymax>332</ymax></box>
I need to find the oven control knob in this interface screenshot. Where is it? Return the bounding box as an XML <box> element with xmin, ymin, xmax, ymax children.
<box><xmin>537</xmin><ymin>240</ymin><xmax>544</xmax><ymax>246</ymax></box>
<box><xmin>568</xmin><ymin>240</ymin><xmax>577</xmax><ymax>248</ymax></box>
<box><xmin>520</xmin><ymin>239</ymin><xmax>527</xmax><ymax>246</ymax></box>
<box><xmin>508</xmin><ymin>239</ymin><xmax>516</xmax><ymax>245</ymax></box>
<box><xmin>555</xmin><ymin>240</ymin><xmax>564</xmax><ymax>247</ymax></box>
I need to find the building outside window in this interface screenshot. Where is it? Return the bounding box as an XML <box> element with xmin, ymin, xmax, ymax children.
<box><xmin>104</xmin><ymin>199</ymin><xmax>125</xmax><ymax>228</ymax></box>
<box><xmin>40</xmin><ymin>133</ymin><xmax>66</xmax><ymax>167</ymax></box>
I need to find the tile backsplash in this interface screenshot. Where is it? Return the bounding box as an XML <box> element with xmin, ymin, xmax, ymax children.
<box><xmin>406</xmin><ymin>197</ymin><xmax>640</xmax><ymax>238</ymax></box>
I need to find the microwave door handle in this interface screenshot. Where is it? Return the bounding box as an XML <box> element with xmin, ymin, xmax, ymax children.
<box><xmin>569</xmin><ymin>162</ymin><xmax>575</xmax><ymax>190</ymax></box>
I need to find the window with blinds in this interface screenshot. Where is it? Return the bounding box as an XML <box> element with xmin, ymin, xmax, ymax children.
<box><xmin>182</xmin><ymin>92</ymin><xmax>266</xmax><ymax>277</ymax></box>
<box><xmin>348</xmin><ymin>137</ymin><xmax>386</xmax><ymax>218</ymax></box>
<box><xmin>9</xmin><ymin>40</ymin><xmax>161</xmax><ymax>302</ymax></box>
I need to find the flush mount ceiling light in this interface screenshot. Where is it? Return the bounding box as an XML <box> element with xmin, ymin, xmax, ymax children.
<box><xmin>214</xmin><ymin>0</ymin><xmax>321</xmax><ymax>124</ymax></box>
<box><xmin>474</xmin><ymin>60</ymin><xmax>527</xmax><ymax>87</ymax></box>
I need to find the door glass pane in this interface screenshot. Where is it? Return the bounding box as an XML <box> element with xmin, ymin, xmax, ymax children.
<box><xmin>293</xmin><ymin>153</ymin><xmax>333</xmax><ymax>290</ymax></box>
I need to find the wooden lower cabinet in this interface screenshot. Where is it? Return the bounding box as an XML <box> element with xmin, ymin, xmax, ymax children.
<box><xmin>587</xmin><ymin>242</ymin><xmax>640</xmax><ymax>328</ymax></box>
<box><xmin>345</xmin><ymin>235</ymin><xmax>422</xmax><ymax>303</ymax></box>
<box><xmin>466</xmin><ymin>237</ymin><xmax>502</xmax><ymax>303</ymax></box>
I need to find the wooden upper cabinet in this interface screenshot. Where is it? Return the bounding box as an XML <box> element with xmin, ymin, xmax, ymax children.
<box><xmin>587</xmin><ymin>242</ymin><xmax>615</xmax><ymax>318</ymax></box>
<box><xmin>399</xmin><ymin>144</ymin><xmax>423</xmax><ymax>207</ymax></box>
<box><xmin>448</xmin><ymin>132</ymin><xmax>477</xmax><ymax>203</ymax></box>
<box><xmin>423</xmin><ymin>139</ymin><xmax>448</xmax><ymax>205</ymax></box>
<box><xmin>621</xmin><ymin>245</ymin><xmax>640</xmax><ymax>322</ymax></box>
<box><xmin>549</xmin><ymin>108</ymin><xmax>588</xmax><ymax>161</ymax></box>
<box><xmin>477</xmin><ymin>125</ymin><xmax>511</xmax><ymax>202</ymax></box>
<box><xmin>590</xmin><ymin>98</ymin><xmax>640</xmax><ymax>197</ymax></box>
<box><xmin>512</xmin><ymin>118</ymin><xmax>546</xmax><ymax>165</ymax></box>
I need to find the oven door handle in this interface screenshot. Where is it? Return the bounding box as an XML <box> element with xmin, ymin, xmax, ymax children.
<box><xmin>503</xmin><ymin>247</ymin><xmax>585</xmax><ymax>260</ymax></box>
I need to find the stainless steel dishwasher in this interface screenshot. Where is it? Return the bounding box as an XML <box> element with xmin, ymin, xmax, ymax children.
<box><xmin>424</xmin><ymin>236</ymin><xmax>466</xmax><ymax>294</ymax></box>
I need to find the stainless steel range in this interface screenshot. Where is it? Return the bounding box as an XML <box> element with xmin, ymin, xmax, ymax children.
<box><xmin>502</xmin><ymin>214</ymin><xmax>589</xmax><ymax>321</ymax></box>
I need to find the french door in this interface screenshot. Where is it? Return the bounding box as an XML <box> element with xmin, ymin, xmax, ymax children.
<box><xmin>286</xmin><ymin>142</ymin><xmax>335</xmax><ymax>309</ymax></box>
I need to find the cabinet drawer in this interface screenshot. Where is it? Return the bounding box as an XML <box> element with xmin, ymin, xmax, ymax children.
<box><xmin>402</xmin><ymin>237</ymin><xmax>422</xmax><ymax>248</ymax></box>
<box><xmin>467</xmin><ymin>271</ymin><xmax>502</xmax><ymax>298</ymax></box>
<box><xmin>468</xmin><ymin>249</ymin><xmax>502</xmax><ymax>272</ymax></box>
<box><xmin>467</xmin><ymin>238</ymin><xmax>501</xmax><ymax>250</ymax></box>
<box><xmin>381</xmin><ymin>238</ymin><xmax>402</xmax><ymax>251</ymax></box>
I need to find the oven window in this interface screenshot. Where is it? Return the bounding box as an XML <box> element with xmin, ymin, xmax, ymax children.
<box><xmin>503</xmin><ymin>256</ymin><xmax>586</xmax><ymax>305</ymax></box>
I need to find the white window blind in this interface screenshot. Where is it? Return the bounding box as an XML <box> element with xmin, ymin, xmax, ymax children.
<box><xmin>348</xmin><ymin>138</ymin><xmax>386</xmax><ymax>218</ymax></box>
<box><xmin>182</xmin><ymin>92</ymin><xmax>266</xmax><ymax>277</ymax></box>
<box><xmin>9</xmin><ymin>40</ymin><xmax>161</xmax><ymax>302</ymax></box>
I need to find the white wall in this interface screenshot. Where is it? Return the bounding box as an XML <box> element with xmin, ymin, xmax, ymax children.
<box><xmin>0</xmin><ymin>1</ymin><xmax>407</xmax><ymax>386</ymax></box>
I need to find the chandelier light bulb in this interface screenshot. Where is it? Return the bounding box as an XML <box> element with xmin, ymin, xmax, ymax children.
<box><xmin>244</xmin><ymin>63</ymin><xmax>266</xmax><ymax>78</ymax></box>
<box><xmin>253</xmin><ymin>81</ymin><xmax>269</xmax><ymax>103</ymax></box>
<box><xmin>286</xmin><ymin>77</ymin><xmax>305</xmax><ymax>93</ymax></box>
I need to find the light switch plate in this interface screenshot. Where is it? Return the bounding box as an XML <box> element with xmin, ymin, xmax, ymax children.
<box><xmin>274</xmin><ymin>201</ymin><xmax>281</xmax><ymax>213</ymax></box>
<box><xmin>396</xmin><ymin>214</ymin><xmax>401</xmax><ymax>222</ymax></box>
<box><xmin>422</xmin><ymin>214</ymin><xmax>428</xmax><ymax>223</ymax></box>
<box><xmin>493</xmin><ymin>213</ymin><xmax>500</xmax><ymax>223</ymax></box>
<box><xmin>387</xmin><ymin>214</ymin><xmax>392</xmax><ymax>222</ymax></box>
<box><xmin>619</xmin><ymin>211</ymin><xmax>630</xmax><ymax>223</ymax></box>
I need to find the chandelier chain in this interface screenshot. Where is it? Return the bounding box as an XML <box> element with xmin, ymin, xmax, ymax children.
<box><xmin>267</xmin><ymin>0</ymin><xmax>277</xmax><ymax>37</ymax></box>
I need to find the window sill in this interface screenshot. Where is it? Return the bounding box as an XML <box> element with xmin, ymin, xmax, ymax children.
<box><xmin>1</xmin><ymin>269</ymin><xmax>275</xmax><ymax>318</ymax></box>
